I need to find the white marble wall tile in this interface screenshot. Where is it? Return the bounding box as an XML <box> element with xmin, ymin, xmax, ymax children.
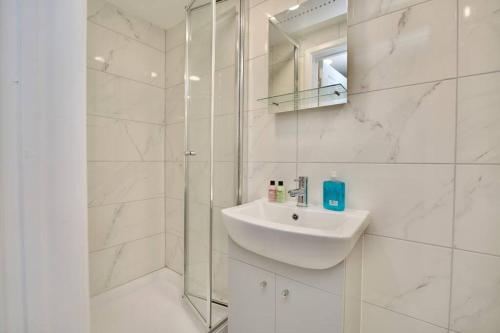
<box><xmin>298</xmin><ymin>80</ymin><xmax>456</xmax><ymax>163</ymax></box>
<box><xmin>165</xmin><ymin>197</ymin><xmax>183</xmax><ymax>237</ymax></box>
<box><xmin>165</xmin><ymin>83</ymin><xmax>185</xmax><ymax>125</ymax></box>
<box><xmin>249</xmin><ymin>0</ymin><xmax>266</xmax><ymax>9</ymax></box>
<box><xmin>248</xmin><ymin>109</ymin><xmax>297</xmax><ymax>162</ymax></box>
<box><xmin>165</xmin><ymin>232</ymin><xmax>184</xmax><ymax>274</ymax></box>
<box><xmin>450</xmin><ymin>250</ymin><xmax>500</xmax><ymax>333</ymax></box>
<box><xmin>362</xmin><ymin>235</ymin><xmax>452</xmax><ymax>327</ymax></box>
<box><xmin>88</xmin><ymin>197</ymin><xmax>165</xmax><ymax>252</ymax></box>
<box><xmin>248</xmin><ymin>0</ymin><xmax>297</xmax><ymax>59</ymax></box>
<box><xmin>212</xmin><ymin>250</ymin><xmax>228</xmax><ymax>302</ymax></box>
<box><xmin>247</xmin><ymin>55</ymin><xmax>269</xmax><ymax>111</ymax></box>
<box><xmin>215</xmin><ymin>65</ymin><xmax>236</xmax><ymax>116</ymax></box>
<box><xmin>213</xmin><ymin>206</ymin><xmax>229</xmax><ymax>254</ymax></box>
<box><xmin>87</xmin><ymin>22</ymin><xmax>165</xmax><ymax>88</ymax></box>
<box><xmin>165</xmin><ymin>20</ymin><xmax>185</xmax><ymax>52</ymax></box>
<box><xmin>457</xmin><ymin>72</ymin><xmax>500</xmax><ymax>163</ymax></box>
<box><xmin>87</xmin><ymin>116</ymin><xmax>165</xmax><ymax>161</ymax></box>
<box><xmin>87</xmin><ymin>0</ymin><xmax>166</xmax><ymax>51</ymax></box>
<box><xmin>348</xmin><ymin>0</ymin><xmax>430</xmax><ymax>25</ymax></box>
<box><xmin>215</xmin><ymin>10</ymin><xmax>237</xmax><ymax>71</ymax></box>
<box><xmin>459</xmin><ymin>0</ymin><xmax>500</xmax><ymax>76</ymax></box>
<box><xmin>214</xmin><ymin>114</ymin><xmax>237</xmax><ymax>162</ymax></box>
<box><xmin>165</xmin><ymin>44</ymin><xmax>185</xmax><ymax>88</ymax></box>
<box><xmin>165</xmin><ymin>122</ymin><xmax>184</xmax><ymax>162</ymax></box>
<box><xmin>247</xmin><ymin>162</ymin><xmax>297</xmax><ymax>201</ymax></box>
<box><xmin>214</xmin><ymin>161</ymin><xmax>238</xmax><ymax>207</ymax></box>
<box><xmin>89</xmin><ymin>233</ymin><xmax>165</xmax><ymax>295</ymax></box>
<box><xmin>87</xmin><ymin>70</ymin><xmax>165</xmax><ymax>124</ymax></box>
<box><xmin>361</xmin><ymin>302</ymin><xmax>448</xmax><ymax>333</ymax></box>
<box><xmin>455</xmin><ymin>165</ymin><xmax>500</xmax><ymax>256</ymax></box>
<box><xmin>297</xmin><ymin>163</ymin><xmax>454</xmax><ymax>247</ymax></box>
<box><xmin>88</xmin><ymin>162</ymin><xmax>164</xmax><ymax>207</ymax></box>
<box><xmin>348</xmin><ymin>0</ymin><xmax>457</xmax><ymax>93</ymax></box>
<box><xmin>164</xmin><ymin>162</ymin><xmax>184</xmax><ymax>200</ymax></box>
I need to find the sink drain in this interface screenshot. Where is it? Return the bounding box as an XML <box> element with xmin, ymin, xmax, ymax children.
<box><xmin>292</xmin><ymin>213</ymin><xmax>299</xmax><ymax>221</ymax></box>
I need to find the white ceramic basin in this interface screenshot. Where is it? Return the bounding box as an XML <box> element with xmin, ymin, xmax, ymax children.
<box><xmin>222</xmin><ymin>198</ymin><xmax>370</xmax><ymax>270</ymax></box>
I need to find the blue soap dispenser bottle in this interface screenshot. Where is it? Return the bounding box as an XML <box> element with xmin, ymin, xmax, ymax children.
<box><xmin>323</xmin><ymin>171</ymin><xmax>345</xmax><ymax>211</ymax></box>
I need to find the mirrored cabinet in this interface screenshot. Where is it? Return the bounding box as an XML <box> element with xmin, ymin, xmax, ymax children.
<box><xmin>258</xmin><ymin>0</ymin><xmax>348</xmax><ymax>113</ymax></box>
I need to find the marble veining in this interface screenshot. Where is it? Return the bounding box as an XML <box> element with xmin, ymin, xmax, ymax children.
<box><xmin>457</xmin><ymin>71</ymin><xmax>500</xmax><ymax>163</ymax></box>
<box><xmin>348</xmin><ymin>0</ymin><xmax>430</xmax><ymax>25</ymax></box>
<box><xmin>88</xmin><ymin>162</ymin><xmax>164</xmax><ymax>207</ymax></box>
<box><xmin>450</xmin><ymin>250</ymin><xmax>500</xmax><ymax>333</ymax></box>
<box><xmin>455</xmin><ymin>165</ymin><xmax>500</xmax><ymax>257</ymax></box>
<box><xmin>298</xmin><ymin>80</ymin><xmax>456</xmax><ymax>163</ymax></box>
<box><xmin>87</xmin><ymin>116</ymin><xmax>165</xmax><ymax>161</ymax></box>
<box><xmin>89</xmin><ymin>233</ymin><xmax>165</xmax><ymax>295</ymax></box>
<box><xmin>89</xmin><ymin>197</ymin><xmax>165</xmax><ymax>251</ymax></box>
<box><xmin>88</xmin><ymin>22</ymin><xmax>165</xmax><ymax>88</ymax></box>
<box><xmin>362</xmin><ymin>235</ymin><xmax>452</xmax><ymax>327</ymax></box>
<box><xmin>348</xmin><ymin>0</ymin><xmax>457</xmax><ymax>93</ymax></box>
<box><xmin>458</xmin><ymin>0</ymin><xmax>500</xmax><ymax>75</ymax></box>
<box><xmin>87</xmin><ymin>70</ymin><xmax>165</xmax><ymax>125</ymax></box>
<box><xmin>87</xmin><ymin>0</ymin><xmax>166</xmax><ymax>51</ymax></box>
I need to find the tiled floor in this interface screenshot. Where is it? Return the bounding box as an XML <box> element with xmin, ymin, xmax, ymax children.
<box><xmin>91</xmin><ymin>268</ymin><xmax>227</xmax><ymax>333</ymax></box>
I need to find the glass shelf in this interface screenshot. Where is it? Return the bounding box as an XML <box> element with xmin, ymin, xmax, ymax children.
<box><xmin>257</xmin><ymin>84</ymin><xmax>347</xmax><ymax>113</ymax></box>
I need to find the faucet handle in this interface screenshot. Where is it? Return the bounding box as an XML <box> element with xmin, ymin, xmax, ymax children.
<box><xmin>294</xmin><ymin>176</ymin><xmax>308</xmax><ymax>182</ymax></box>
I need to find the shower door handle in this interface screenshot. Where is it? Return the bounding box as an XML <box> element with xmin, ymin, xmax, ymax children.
<box><xmin>185</xmin><ymin>151</ymin><xmax>197</xmax><ymax>156</ymax></box>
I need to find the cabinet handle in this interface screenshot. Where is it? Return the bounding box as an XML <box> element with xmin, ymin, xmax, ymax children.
<box><xmin>281</xmin><ymin>289</ymin><xmax>290</xmax><ymax>297</ymax></box>
<box><xmin>260</xmin><ymin>281</ymin><xmax>267</xmax><ymax>288</ymax></box>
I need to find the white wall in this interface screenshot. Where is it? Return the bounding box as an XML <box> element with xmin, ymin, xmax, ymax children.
<box><xmin>86</xmin><ymin>0</ymin><xmax>168</xmax><ymax>296</ymax></box>
<box><xmin>0</xmin><ymin>0</ymin><xmax>90</xmax><ymax>332</ymax></box>
<box><xmin>245</xmin><ymin>0</ymin><xmax>500</xmax><ymax>332</ymax></box>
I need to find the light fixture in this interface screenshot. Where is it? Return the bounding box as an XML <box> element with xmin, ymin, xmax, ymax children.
<box><xmin>151</xmin><ymin>72</ymin><xmax>158</xmax><ymax>78</ymax></box>
<box><xmin>189</xmin><ymin>75</ymin><xmax>200</xmax><ymax>81</ymax></box>
<box><xmin>289</xmin><ymin>4</ymin><xmax>300</xmax><ymax>11</ymax></box>
<box><xmin>463</xmin><ymin>6</ymin><xmax>471</xmax><ymax>18</ymax></box>
<box><xmin>94</xmin><ymin>56</ymin><xmax>105</xmax><ymax>63</ymax></box>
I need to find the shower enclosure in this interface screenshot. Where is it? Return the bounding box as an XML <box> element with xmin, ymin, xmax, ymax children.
<box><xmin>184</xmin><ymin>0</ymin><xmax>244</xmax><ymax>330</ymax></box>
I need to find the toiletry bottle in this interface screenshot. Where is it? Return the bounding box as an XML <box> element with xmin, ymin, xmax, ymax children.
<box><xmin>323</xmin><ymin>171</ymin><xmax>345</xmax><ymax>211</ymax></box>
<box><xmin>268</xmin><ymin>180</ymin><xmax>277</xmax><ymax>202</ymax></box>
<box><xmin>276</xmin><ymin>180</ymin><xmax>286</xmax><ymax>203</ymax></box>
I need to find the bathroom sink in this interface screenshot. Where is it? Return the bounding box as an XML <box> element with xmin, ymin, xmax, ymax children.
<box><xmin>222</xmin><ymin>199</ymin><xmax>370</xmax><ymax>269</ymax></box>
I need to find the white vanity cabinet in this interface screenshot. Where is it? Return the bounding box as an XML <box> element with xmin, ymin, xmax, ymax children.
<box><xmin>228</xmin><ymin>239</ymin><xmax>363</xmax><ymax>333</ymax></box>
<box><xmin>228</xmin><ymin>259</ymin><xmax>275</xmax><ymax>333</ymax></box>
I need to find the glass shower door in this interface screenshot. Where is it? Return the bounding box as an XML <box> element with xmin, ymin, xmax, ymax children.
<box><xmin>184</xmin><ymin>0</ymin><xmax>214</xmax><ymax>325</ymax></box>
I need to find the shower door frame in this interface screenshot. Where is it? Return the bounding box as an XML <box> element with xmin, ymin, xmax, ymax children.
<box><xmin>183</xmin><ymin>0</ymin><xmax>245</xmax><ymax>330</ymax></box>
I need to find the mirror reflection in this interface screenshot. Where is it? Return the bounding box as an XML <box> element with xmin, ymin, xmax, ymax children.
<box><xmin>263</xmin><ymin>0</ymin><xmax>348</xmax><ymax>113</ymax></box>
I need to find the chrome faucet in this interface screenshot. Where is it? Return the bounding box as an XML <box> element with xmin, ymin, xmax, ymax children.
<box><xmin>288</xmin><ymin>176</ymin><xmax>308</xmax><ymax>207</ymax></box>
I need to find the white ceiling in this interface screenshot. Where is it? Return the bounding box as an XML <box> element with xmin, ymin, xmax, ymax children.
<box><xmin>107</xmin><ymin>0</ymin><xmax>187</xmax><ymax>30</ymax></box>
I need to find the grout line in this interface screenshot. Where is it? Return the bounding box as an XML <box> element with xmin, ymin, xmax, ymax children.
<box><xmin>88</xmin><ymin>196</ymin><xmax>166</xmax><ymax>209</ymax></box>
<box><xmin>364</xmin><ymin>233</ymin><xmax>453</xmax><ymax>250</ymax></box>
<box><xmin>87</xmin><ymin>160</ymin><xmax>167</xmax><ymax>163</ymax></box>
<box><xmin>362</xmin><ymin>300</ymin><xmax>450</xmax><ymax>330</ymax></box>
<box><xmin>91</xmin><ymin>266</ymin><xmax>168</xmax><ymax>297</ymax></box>
<box><xmin>247</xmin><ymin>160</ymin><xmax>500</xmax><ymax>166</ymax></box>
<box><xmin>453</xmin><ymin>247</ymin><xmax>500</xmax><ymax>259</ymax></box>
<box><xmin>88</xmin><ymin>20</ymin><xmax>166</xmax><ymax>53</ymax></box>
<box><xmin>365</xmin><ymin>233</ymin><xmax>500</xmax><ymax>259</ymax></box>
<box><xmin>164</xmin><ymin>27</ymin><xmax>169</xmax><ymax>270</ymax></box>
<box><xmin>347</xmin><ymin>0</ymin><xmax>434</xmax><ymax>28</ymax></box>
<box><xmin>87</xmin><ymin>113</ymin><xmax>166</xmax><ymax>127</ymax></box>
<box><xmin>447</xmin><ymin>2</ymin><xmax>460</xmax><ymax>328</ymax></box>
<box><xmin>89</xmin><ymin>232</ymin><xmax>166</xmax><ymax>254</ymax></box>
<box><xmin>348</xmin><ymin>77</ymin><xmax>459</xmax><ymax>96</ymax></box>
<box><xmin>87</xmin><ymin>67</ymin><xmax>166</xmax><ymax>90</ymax></box>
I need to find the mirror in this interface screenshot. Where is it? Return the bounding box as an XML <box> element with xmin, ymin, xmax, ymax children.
<box><xmin>261</xmin><ymin>0</ymin><xmax>348</xmax><ymax>113</ymax></box>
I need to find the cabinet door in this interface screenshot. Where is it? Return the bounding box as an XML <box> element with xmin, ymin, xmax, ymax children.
<box><xmin>276</xmin><ymin>276</ymin><xmax>342</xmax><ymax>333</ymax></box>
<box><xmin>228</xmin><ymin>259</ymin><xmax>275</xmax><ymax>333</ymax></box>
